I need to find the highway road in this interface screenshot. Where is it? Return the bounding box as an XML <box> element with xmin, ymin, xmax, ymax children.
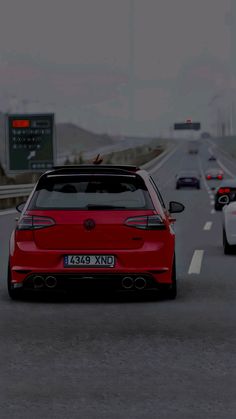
<box><xmin>1</xmin><ymin>139</ymin><xmax>236</xmax><ymax>418</ymax></box>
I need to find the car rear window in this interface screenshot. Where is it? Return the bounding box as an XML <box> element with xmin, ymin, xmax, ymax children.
<box><xmin>178</xmin><ymin>172</ymin><xmax>198</xmax><ymax>178</ymax></box>
<box><xmin>29</xmin><ymin>174</ymin><xmax>154</xmax><ymax>210</ymax></box>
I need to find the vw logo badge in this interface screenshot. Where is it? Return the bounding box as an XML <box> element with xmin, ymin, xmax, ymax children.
<box><xmin>84</xmin><ymin>219</ymin><xmax>96</xmax><ymax>230</ymax></box>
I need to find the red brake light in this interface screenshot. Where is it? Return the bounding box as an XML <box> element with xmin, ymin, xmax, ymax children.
<box><xmin>206</xmin><ymin>175</ymin><xmax>211</xmax><ymax>179</ymax></box>
<box><xmin>17</xmin><ymin>215</ymin><xmax>55</xmax><ymax>230</ymax></box>
<box><xmin>217</xmin><ymin>175</ymin><xmax>223</xmax><ymax>180</ymax></box>
<box><xmin>218</xmin><ymin>188</ymin><xmax>230</xmax><ymax>194</ymax></box>
<box><xmin>125</xmin><ymin>215</ymin><xmax>166</xmax><ymax>230</ymax></box>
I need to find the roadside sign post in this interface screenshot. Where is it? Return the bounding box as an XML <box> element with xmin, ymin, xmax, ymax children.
<box><xmin>6</xmin><ymin>113</ymin><xmax>55</xmax><ymax>172</ymax></box>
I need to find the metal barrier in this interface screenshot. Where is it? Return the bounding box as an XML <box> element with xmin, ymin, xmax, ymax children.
<box><xmin>0</xmin><ymin>184</ymin><xmax>34</xmax><ymax>200</ymax></box>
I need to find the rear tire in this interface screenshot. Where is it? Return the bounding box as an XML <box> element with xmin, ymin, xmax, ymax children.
<box><xmin>164</xmin><ymin>256</ymin><xmax>177</xmax><ymax>300</ymax></box>
<box><xmin>223</xmin><ymin>228</ymin><xmax>233</xmax><ymax>255</ymax></box>
<box><xmin>7</xmin><ymin>263</ymin><xmax>23</xmax><ymax>300</ymax></box>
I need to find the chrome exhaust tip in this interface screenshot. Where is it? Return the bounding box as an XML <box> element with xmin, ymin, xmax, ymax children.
<box><xmin>134</xmin><ymin>277</ymin><xmax>147</xmax><ymax>290</ymax></box>
<box><xmin>121</xmin><ymin>276</ymin><xmax>134</xmax><ymax>289</ymax></box>
<box><xmin>45</xmin><ymin>276</ymin><xmax>57</xmax><ymax>289</ymax></box>
<box><xmin>33</xmin><ymin>276</ymin><xmax>44</xmax><ymax>289</ymax></box>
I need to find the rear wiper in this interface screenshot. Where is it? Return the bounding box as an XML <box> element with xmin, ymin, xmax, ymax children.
<box><xmin>86</xmin><ymin>204</ymin><xmax>126</xmax><ymax>210</ymax></box>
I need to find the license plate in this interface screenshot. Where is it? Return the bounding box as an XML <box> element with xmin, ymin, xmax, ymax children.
<box><xmin>64</xmin><ymin>255</ymin><xmax>115</xmax><ymax>267</ymax></box>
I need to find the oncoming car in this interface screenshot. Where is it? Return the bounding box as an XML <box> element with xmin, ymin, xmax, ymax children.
<box><xmin>8</xmin><ymin>165</ymin><xmax>184</xmax><ymax>300</ymax></box>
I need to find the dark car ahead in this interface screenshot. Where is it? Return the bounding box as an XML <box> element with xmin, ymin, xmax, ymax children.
<box><xmin>8</xmin><ymin>164</ymin><xmax>185</xmax><ymax>300</ymax></box>
<box><xmin>176</xmin><ymin>171</ymin><xmax>201</xmax><ymax>190</ymax></box>
<box><xmin>208</xmin><ymin>155</ymin><xmax>216</xmax><ymax>161</ymax></box>
<box><xmin>214</xmin><ymin>179</ymin><xmax>236</xmax><ymax>210</ymax></box>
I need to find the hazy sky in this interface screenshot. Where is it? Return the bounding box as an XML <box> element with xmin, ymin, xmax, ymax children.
<box><xmin>0</xmin><ymin>0</ymin><xmax>233</xmax><ymax>135</ymax></box>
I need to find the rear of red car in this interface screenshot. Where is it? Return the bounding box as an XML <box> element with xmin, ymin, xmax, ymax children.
<box><xmin>8</xmin><ymin>166</ymin><xmax>178</xmax><ymax>299</ymax></box>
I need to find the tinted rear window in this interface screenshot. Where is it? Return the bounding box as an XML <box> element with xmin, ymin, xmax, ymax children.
<box><xmin>29</xmin><ymin>175</ymin><xmax>153</xmax><ymax>210</ymax></box>
<box><xmin>178</xmin><ymin>172</ymin><xmax>198</xmax><ymax>178</ymax></box>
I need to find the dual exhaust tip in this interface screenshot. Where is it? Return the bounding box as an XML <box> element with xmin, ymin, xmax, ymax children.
<box><xmin>33</xmin><ymin>275</ymin><xmax>146</xmax><ymax>290</ymax></box>
<box><xmin>121</xmin><ymin>276</ymin><xmax>147</xmax><ymax>290</ymax></box>
<box><xmin>33</xmin><ymin>275</ymin><xmax>57</xmax><ymax>289</ymax></box>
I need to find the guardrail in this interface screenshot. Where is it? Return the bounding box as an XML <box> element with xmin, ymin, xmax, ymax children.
<box><xmin>0</xmin><ymin>184</ymin><xmax>34</xmax><ymax>203</ymax></box>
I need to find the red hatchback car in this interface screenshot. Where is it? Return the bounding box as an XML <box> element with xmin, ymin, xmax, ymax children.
<box><xmin>8</xmin><ymin>165</ymin><xmax>184</xmax><ymax>300</ymax></box>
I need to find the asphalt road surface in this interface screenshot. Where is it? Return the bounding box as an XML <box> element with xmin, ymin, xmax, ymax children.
<box><xmin>0</xmin><ymin>139</ymin><xmax>236</xmax><ymax>419</ymax></box>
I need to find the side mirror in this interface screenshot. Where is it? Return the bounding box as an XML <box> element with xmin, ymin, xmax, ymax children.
<box><xmin>16</xmin><ymin>201</ymin><xmax>27</xmax><ymax>213</ymax></box>
<box><xmin>218</xmin><ymin>195</ymin><xmax>230</xmax><ymax>205</ymax></box>
<box><xmin>169</xmin><ymin>201</ymin><xmax>185</xmax><ymax>213</ymax></box>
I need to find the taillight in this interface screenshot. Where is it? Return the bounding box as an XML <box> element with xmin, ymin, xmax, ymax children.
<box><xmin>125</xmin><ymin>215</ymin><xmax>166</xmax><ymax>230</ymax></box>
<box><xmin>218</xmin><ymin>188</ymin><xmax>230</xmax><ymax>194</ymax></box>
<box><xmin>218</xmin><ymin>175</ymin><xmax>223</xmax><ymax>180</ymax></box>
<box><xmin>206</xmin><ymin>175</ymin><xmax>211</xmax><ymax>179</ymax></box>
<box><xmin>17</xmin><ymin>215</ymin><xmax>55</xmax><ymax>230</ymax></box>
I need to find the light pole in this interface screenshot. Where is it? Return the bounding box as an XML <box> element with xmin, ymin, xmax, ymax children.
<box><xmin>128</xmin><ymin>0</ymin><xmax>135</xmax><ymax>134</ymax></box>
<box><xmin>208</xmin><ymin>92</ymin><xmax>227</xmax><ymax>137</ymax></box>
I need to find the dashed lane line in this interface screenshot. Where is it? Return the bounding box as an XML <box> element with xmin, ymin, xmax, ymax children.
<box><xmin>211</xmin><ymin>209</ymin><xmax>215</xmax><ymax>214</ymax></box>
<box><xmin>188</xmin><ymin>250</ymin><xmax>204</xmax><ymax>275</ymax></box>
<box><xmin>203</xmin><ymin>221</ymin><xmax>212</xmax><ymax>231</ymax></box>
<box><xmin>217</xmin><ymin>160</ymin><xmax>234</xmax><ymax>178</ymax></box>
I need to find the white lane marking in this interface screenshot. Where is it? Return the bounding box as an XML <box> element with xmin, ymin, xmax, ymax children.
<box><xmin>209</xmin><ymin>194</ymin><xmax>214</xmax><ymax>199</ymax></box>
<box><xmin>188</xmin><ymin>250</ymin><xmax>204</xmax><ymax>275</ymax></box>
<box><xmin>211</xmin><ymin>209</ymin><xmax>215</xmax><ymax>214</ymax></box>
<box><xmin>210</xmin><ymin>200</ymin><xmax>214</xmax><ymax>205</ymax></box>
<box><xmin>217</xmin><ymin>160</ymin><xmax>234</xmax><ymax>178</ymax></box>
<box><xmin>0</xmin><ymin>209</ymin><xmax>17</xmax><ymax>216</ymax></box>
<box><xmin>203</xmin><ymin>221</ymin><xmax>212</xmax><ymax>231</ymax></box>
<box><xmin>208</xmin><ymin>145</ymin><xmax>215</xmax><ymax>154</ymax></box>
<box><xmin>208</xmin><ymin>139</ymin><xmax>236</xmax><ymax>173</ymax></box>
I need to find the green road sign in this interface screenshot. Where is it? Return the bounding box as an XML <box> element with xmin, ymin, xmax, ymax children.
<box><xmin>7</xmin><ymin>113</ymin><xmax>55</xmax><ymax>172</ymax></box>
<box><xmin>174</xmin><ymin>122</ymin><xmax>201</xmax><ymax>131</ymax></box>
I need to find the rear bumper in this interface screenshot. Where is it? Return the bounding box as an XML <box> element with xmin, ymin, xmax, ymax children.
<box><xmin>10</xmin><ymin>259</ymin><xmax>173</xmax><ymax>291</ymax></box>
<box><xmin>11</xmin><ymin>272</ymin><xmax>173</xmax><ymax>293</ymax></box>
<box><xmin>10</xmin><ymin>267</ymin><xmax>172</xmax><ymax>289</ymax></box>
<box><xmin>177</xmin><ymin>182</ymin><xmax>199</xmax><ymax>188</ymax></box>
<box><xmin>10</xmin><ymin>235</ymin><xmax>175</xmax><ymax>289</ymax></box>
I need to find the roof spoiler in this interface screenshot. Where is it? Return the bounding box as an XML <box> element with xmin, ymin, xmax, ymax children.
<box><xmin>52</xmin><ymin>164</ymin><xmax>140</xmax><ymax>172</ymax></box>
